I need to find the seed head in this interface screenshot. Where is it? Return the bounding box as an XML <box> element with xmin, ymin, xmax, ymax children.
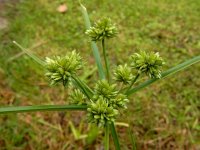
<box><xmin>87</xmin><ymin>97</ymin><xmax>118</xmax><ymax>127</ymax></box>
<box><xmin>113</xmin><ymin>64</ymin><xmax>133</xmax><ymax>85</ymax></box>
<box><xmin>131</xmin><ymin>51</ymin><xmax>165</xmax><ymax>78</ymax></box>
<box><xmin>110</xmin><ymin>94</ymin><xmax>129</xmax><ymax>109</ymax></box>
<box><xmin>93</xmin><ymin>80</ymin><xmax>118</xmax><ymax>101</ymax></box>
<box><xmin>70</xmin><ymin>89</ymin><xmax>86</xmax><ymax>105</ymax></box>
<box><xmin>45</xmin><ymin>50</ymin><xmax>82</xmax><ymax>86</ymax></box>
<box><xmin>86</xmin><ymin>18</ymin><xmax>118</xmax><ymax>42</ymax></box>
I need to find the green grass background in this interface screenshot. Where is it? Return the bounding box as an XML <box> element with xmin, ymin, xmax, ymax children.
<box><xmin>0</xmin><ymin>0</ymin><xmax>200</xmax><ymax>149</ymax></box>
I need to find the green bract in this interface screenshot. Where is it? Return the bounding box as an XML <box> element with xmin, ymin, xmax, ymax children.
<box><xmin>87</xmin><ymin>97</ymin><xmax>118</xmax><ymax>127</ymax></box>
<box><xmin>113</xmin><ymin>64</ymin><xmax>133</xmax><ymax>85</ymax></box>
<box><xmin>70</xmin><ymin>89</ymin><xmax>86</xmax><ymax>105</ymax></box>
<box><xmin>45</xmin><ymin>50</ymin><xmax>82</xmax><ymax>86</ymax></box>
<box><xmin>131</xmin><ymin>51</ymin><xmax>165</xmax><ymax>78</ymax></box>
<box><xmin>86</xmin><ymin>18</ymin><xmax>118</xmax><ymax>42</ymax></box>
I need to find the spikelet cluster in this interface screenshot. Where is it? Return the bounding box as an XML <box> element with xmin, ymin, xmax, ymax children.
<box><xmin>87</xmin><ymin>97</ymin><xmax>118</xmax><ymax>126</ymax></box>
<box><xmin>87</xmin><ymin>80</ymin><xmax>129</xmax><ymax>126</ymax></box>
<box><xmin>45</xmin><ymin>50</ymin><xmax>82</xmax><ymax>86</ymax></box>
<box><xmin>113</xmin><ymin>64</ymin><xmax>133</xmax><ymax>84</ymax></box>
<box><xmin>70</xmin><ymin>89</ymin><xmax>86</xmax><ymax>105</ymax></box>
<box><xmin>131</xmin><ymin>51</ymin><xmax>165</xmax><ymax>78</ymax></box>
<box><xmin>86</xmin><ymin>18</ymin><xmax>117</xmax><ymax>42</ymax></box>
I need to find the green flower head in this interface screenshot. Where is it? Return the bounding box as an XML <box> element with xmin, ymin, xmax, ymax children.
<box><xmin>110</xmin><ymin>94</ymin><xmax>129</xmax><ymax>109</ymax></box>
<box><xmin>86</xmin><ymin>18</ymin><xmax>118</xmax><ymax>42</ymax></box>
<box><xmin>113</xmin><ymin>64</ymin><xmax>133</xmax><ymax>85</ymax></box>
<box><xmin>70</xmin><ymin>89</ymin><xmax>86</xmax><ymax>105</ymax></box>
<box><xmin>87</xmin><ymin>97</ymin><xmax>118</xmax><ymax>127</ymax></box>
<box><xmin>93</xmin><ymin>80</ymin><xmax>118</xmax><ymax>100</ymax></box>
<box><xmin>131</xmin><ymin>51</ymin><xmax>165</xmax><ymax>78</ymax></box>
<box><xmin>45</xmin><ymin>50</ymin><xmax>82</xmax><ymax>86</ymax></box>
<box><xmin>92</xmin><ymin>80</ymin><xmax>129</xmax><ymax>110</ymax></box>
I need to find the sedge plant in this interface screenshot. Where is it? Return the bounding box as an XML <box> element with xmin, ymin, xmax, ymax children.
<box><xmin>0</xmin><ymin>3</ymin><xmax>200</xmax><ymax>150</ymax></box>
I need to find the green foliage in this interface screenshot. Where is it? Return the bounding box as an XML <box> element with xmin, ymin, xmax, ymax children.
<box><xmin>131</xmin><ymin>51</ymin><xmax>165</xmax><ymax>78</ymax></box>
<box><xmin>45</xmin><ymin>50</ymin><xmax>82</xmax><ymax>86</ymax></box>
<box><xmin>86</xmin><ymin>18</ymin><xmax>117</xmax><ymax>42</ymax></box>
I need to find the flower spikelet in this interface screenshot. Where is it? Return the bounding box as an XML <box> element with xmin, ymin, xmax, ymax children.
<box><xmin>70</xmin><ymin>89</ymin><xmax>86</xmax><ymax>105</ymax></box>
<box><xmin>131</xmin><ymin>51</ymin><xmax>165</xmax><ymax>78</ymax></box>
<box><xmin>110</xmin><ymin>94</ymin><xmax>129</xmax><ymax>109</ymax></box>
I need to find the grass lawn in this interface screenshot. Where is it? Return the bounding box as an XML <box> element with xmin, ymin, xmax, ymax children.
<box><xmin>0</xmin><ymin>0</ymin><xmax>200</xmax><ymax>149</ymax></box>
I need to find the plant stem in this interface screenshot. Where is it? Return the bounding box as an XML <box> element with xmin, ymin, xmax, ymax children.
<box><xmin>102</xmin><ymin>39</ymin><xmax>110</xmax><ymax>82</ymax></box>
<box><xmin>105</xmin><ymin>122</ymin><xmax>110</xmax><ymax>150</ymax></box>
<box><xmin>110</xmin><ymin>122</ymin><xmax>120</xmax><ymax>150</ymax></box>
<box><xmin>125</xmin><ymin>74</ymin><xmax>140</xmax><ymax>94</ymax></box>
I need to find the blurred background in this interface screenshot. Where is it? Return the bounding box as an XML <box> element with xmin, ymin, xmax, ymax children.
<box><xmin>0</xmin><ymin>0</ymin><xmax>199</xmax><ymax>149</ymax></box>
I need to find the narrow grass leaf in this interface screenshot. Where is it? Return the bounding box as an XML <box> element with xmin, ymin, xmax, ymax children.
<box><xmin>69</xmin><ymin>121</ymin><xmax>88</xmax><ymax>140</ymax></box>
<box><xmin>79</xmin><ymin>3</ymin><xmax>105</xmax><ymax>80</ymax></box>
<box><xmin>13</xmin><ymin>41</ymin><xmax>45</xmax><ymax>66</ymax></box>
<box><xmin>127</xmin><ymin>55</ymin><xmax>200</xmax><ymax>96</ymax></box>
<box><xmin>0</xmin><ymin>105</ymin><xmax>87</xmax><ymax>114</ymax></box>
<box><xmin>105</xmin><ymin>123</ymin><xmax>110</xmax><ymax>150</ymax></box>
<box><xmin>128</xmin><ymin>127</ymin><xmax>137</xmax><ymax>150</ymax></box>
<box><xmin>37</xmin><ymin>118</ymin><xmax>62</xmax><ymax>132</ymax></box>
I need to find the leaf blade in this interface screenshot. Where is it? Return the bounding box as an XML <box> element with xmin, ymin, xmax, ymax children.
<box><xmin>0</xmin><ymin>105</ymin><xmax>87</xmax><ymax>114</ymax></box>
<box><xmin>128</xmin><ymin>127</ymin><xmax>137</xmax><ymax>150</ymax></box>
<box><xmin>13</xmin><ymin>41</ymin><xmax>45</xmax><ymax>66</ymax></box>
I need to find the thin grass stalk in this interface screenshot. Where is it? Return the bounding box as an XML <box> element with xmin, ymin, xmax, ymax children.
<box><xmin>102</xmin><ymin>39</ymin><xmax>110</xmax><ymax>82</ymax></box>
<box><xmin>128</xmin><ymin>127</ymin><xmax>137</xmax><ymax>150</ymax></box>
<box><xmin>125</xmin><ymin>74</ymin><xmax>140</xmax><ymax>94</ymax></box>
<box><xmin>105</xmin><ymin>122</ymin><xmax>110</xmax><ymax>150</ymax></box>
<box><xmin>110</xmin><ymin>122</ymin><xmax>121</xmax><ymax>150</ymax></box>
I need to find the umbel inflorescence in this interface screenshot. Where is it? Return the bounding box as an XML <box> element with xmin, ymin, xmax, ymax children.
<box><xmin>44</xmin><ymin>18</ymin><xmax>165</xmax><ymax>127</ymax></box>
